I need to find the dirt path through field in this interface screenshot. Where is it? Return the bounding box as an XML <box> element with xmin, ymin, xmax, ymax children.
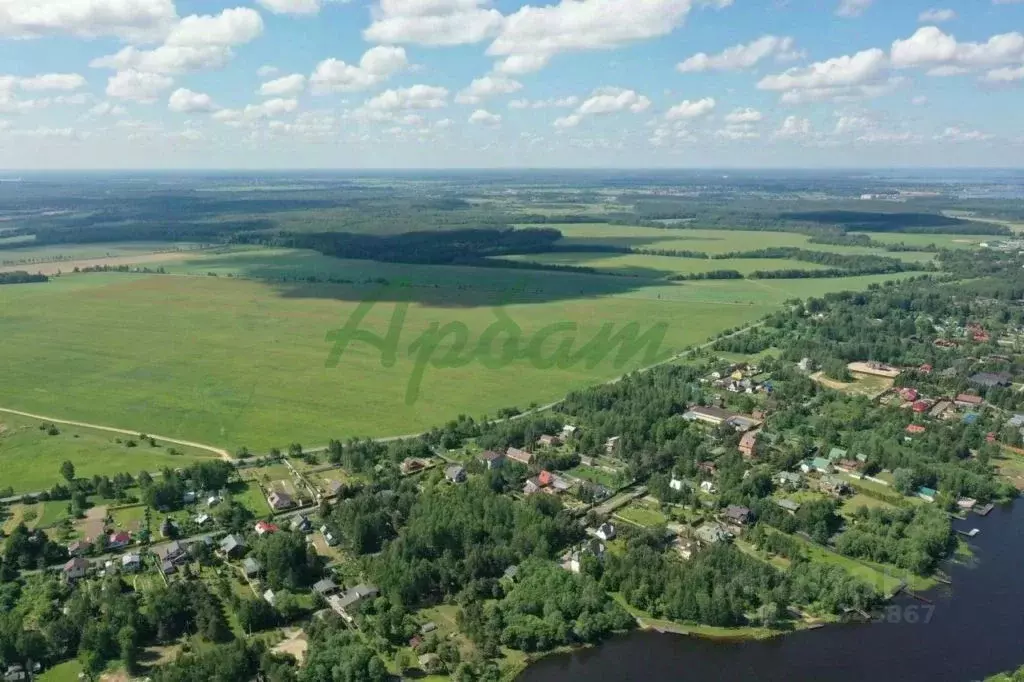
<box><xmin>0</xmin><ymin>406</ymin><xmax>232</xmax><ymax>460</ymax></box>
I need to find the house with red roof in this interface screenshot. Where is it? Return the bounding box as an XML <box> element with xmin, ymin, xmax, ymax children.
<box><xmin>912</xmin><ymin>401</ymin><xmax>930</xmax><ymax>414</ymax></box>
<box><xmin>254</xmin><ymin>521</ymin><xmax>279</xmax><ymax>536</ymax></box>
<box><xmin>919</xmin><ymin>364</ymin><xmax>933</xmax><ymax>374</ymax></box>
<box><xmin>107</xmin><ymin>531</ymin><xmax>131</xmax><ymax>549</ymax></box>
<box><xmin>900</xmin><ymin>388</ymin><xmax>919</xmax><ymax>402</ymax></box>
<box><xmin>906</xmin><ymin>424</ymin><xmax>927</xmax><ymax>435</ymax></box>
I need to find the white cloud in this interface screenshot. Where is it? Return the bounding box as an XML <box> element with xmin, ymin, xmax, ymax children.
<box><xmin>677</xmin><ymin>35</ymin><xmax>802</xmax><ymax>73</ymax></box>
<box><xmin>469</xmin><ymin>108</ymin><xmax>502</xmax><ymax>125</ymax></box>
<box><xmin>214</xmin><ymin>98</ymin><xmax>299</xmax><ymax>124</ymax></box>
<box><xmin>912</xmin><ymin>95</ymin><xmax>929</xmax><ymax>105</ymax></box>
<box><xmin>260</xmin><ymin>74</ymin><xmax>306</xmax><ymax>97</ymax></box>
<box><xmin>310</xmin><ymin>46</ymin><xmax>408</xmax><ymax>94</ymax></box>
<box><xmin>257</xmin><ymin>65</ymin><xmax>280</xmax><ymax>78</ymax></box>
<box><xmin>836</xmin><ymin>0</ymin><xmax>873</xmax><ymax>17</ymax></box>
<box><xmin>364</xmin><ymin>0</ymin><xmax>503</xmax><ymax>47</ymax></box>
<box><xmin>435</xmin><ymin>118</ymin><xmax>453</xmax><ymax>128</ymax></box>
<box><xmin>90</xmin><ymin>8</ymin><xmax>264</xmax><ymax>75</ymax></box>
<box><xmin>106</xmin><ymin>70</ymin><xmax>174</xmax><ymax>103</ymax></box>
<box><xmin>17</xmin><ymin>74</ymin><xmax>87</xmax><ymax>91</ymax></box>
<box><xmin>759</xmin><ymin>48</ymin><xmax>888</xmax><ymax>92</ymax></box>
<box><xmin>494</xmin><ymin>54</ymin><xmax>550</xmax><ymax>75</ymax></box>
<box><xmin>363</xmin><ymin>85</ymin><xmax>450</xmax><ymax>112</ymax></box>
<box><xmin>166</xmin><ymin>8</ymin><xmax>263</xmax><ymax>47</ymax></box>
<box><xmin>724</xmin><ymin>107</ymin><xmax>763</xmax><ymax>124</ymax></box>
<box><xmin>509</xmin><ymin>96</ymin><xmax>578</xmax><ymax>109</ymax></box>
<box><xmin>578</xmin><ymin>87</ymin><xmax>651</xmax><ymax>115</ymax></box>
<box><xmin>168</xmin><ymin>88</ymin><xmax>217</xmax><ymax>113</ymax></box>
<box><xmin>247</xmin><ymin>98</ymin><xmax>298</xmax><ymax>118</ymax></box>
<box><xmin>455</xmin><ymin>75</ymin><xmax>522</xmax><ymax>104</ymax></box>
<box><xmin>775</xmin><ymin>115</ymin><xmax>812</xmax><ymax>138</ymax></box>
<box><xmin>548</xmin><ymin>87</ymin><xmax>649</xmax><ymax>128</ymax></box>
<box><xmin>489</xmin><ymin>0</ymin><xmax>701</xmax><ymax>72</ymax></box>
<box><xmin>983</xmin><ymin>65</ymin><xmax>1024</xmax><ymax>82</ymax></box>
<box><xmin>892</xmin><ymin>27</ymin><xmax>1024</xmax><ymax>75</ymax></box>
<box><xmin>936</xmin><ymin>126</ymin><xmax>993</xmax><ymax>142</ymax></box>
<box><xmin>87</xmin><ymin>101</ymin><xmax>128</xmax><ymax>117</ymax></box>
<box><xmin>918</xmin><ymin>8</ymin><xmax>956</xmax><ymax>23</ymax></box>
<box><xmin>715</xmin><ymin>125</ymin><xmax>758</xmax><ymax>140</ymax></box>
<box><xmin>91</xmin><ymin>45</ymin><xmax>234</xmax><ymax>74</ymax></box>
<box><xmin>257</xmin><ymin>0</ymin><xmax>322</xmax><ymax>14</ymax></box>
<box><xmin>665</xmin><ymin>97</ymin><xmax>716</xmax><ymax>120</ymax></box>
<box><xmin>833</xmin><ymin>113</ymin><xmax>872</xmax><ymax>134</ymax></box>
<box><xmin>0</xmin><ymin>0</ymin><xmax>177</xmax><ymax>40</ymax></box>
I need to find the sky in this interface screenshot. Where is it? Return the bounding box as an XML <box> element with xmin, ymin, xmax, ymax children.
<box><xmin>0</xmin><ymin>0</ymin><xmax>1023</xmax><ymax>169</ymax></box>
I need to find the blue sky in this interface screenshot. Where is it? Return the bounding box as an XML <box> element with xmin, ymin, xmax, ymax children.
<box><xmin>0</xmin><ymin>0</ymin><xmax>1022</xmax><ymax>168</ymax></box>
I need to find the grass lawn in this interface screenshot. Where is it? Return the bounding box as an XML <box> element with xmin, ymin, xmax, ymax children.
<box><xmin>0</xmin><ymin>411</ymin><xmax>219</xmax><ymax>494</ymax></box>
<box><xmin>36</xmin><ymin>660</ymin><xmax>83</xmax><ymax>682</ymax></box>
<box><xmin>109</xmin><ymin>504</ymin><xmax>148</xmax><ymax>531</ymax></box>
<box><xmin>615</xmin><ymin>500</ymin><xmax>669</xmax><ymax>528</ymax></box>
<box><xmin>231</xmin><ymin>481</ymin><xmax>273</xmax><ymax>517</ymax></box>
<box><xmin>0</xmin><ymin>244</ymin><xmax>929</xmax><ymax>450</ymax></box>
<box><xmin>566</xmin><ymin>463</ymin><xmax>622</xmax><ymax>488</ymax></box>
<box><xmin>840</xmin><ymin>493</ymin><xmax>897</xmax><ymax>518</ymax></box>
<box><xmin>35</xmin><ymin>501</ymin><xmax>71</xmax><ymax>528</ymax></box>
<box><xmin>846</xmin><ymin>477</ymin><xmax>908</xmax><ymax>505</ymax></box>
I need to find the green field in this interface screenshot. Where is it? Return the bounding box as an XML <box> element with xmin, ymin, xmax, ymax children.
<box><xmin>0</xmin><ymin>412</ymin><xmax>219</xmax><ymax>493</ymax></box>
<box><xmin>0</xmin><ymin>244</ymin><xmax>929</xmax><ymax>451</ymax></box>
<box><xmin>543</xmin><ymin>224</ymin><xmax>946</xmax><ymax>263</ymax></box>
<box><xmin>0</xmin><ymin>241</ymin><xmax>206</xmax><ymax>265</ymax></box>
<box><xmin>500</xmin><ymin>253</ymin><xmax>834</xmax><ymax>278</ymax></box>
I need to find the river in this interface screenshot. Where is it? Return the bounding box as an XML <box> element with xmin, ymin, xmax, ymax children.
<box><xmin>519</xmin><ymin>501</ymin><xmax>1024</xmax><ymax>682</ymax></box>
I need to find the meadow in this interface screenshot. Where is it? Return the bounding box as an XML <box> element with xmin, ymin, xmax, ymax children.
<box><xmin>543</xmin><ymin>223</ymin><xmax>984</xmax><ymax>262</ymax></box>
<box><xmin>0</xmin><ymin>241</ymin><xmax>929</xmax><ymax>451</ymax></box>
<box><xmin>500</xmin><ymin>253</ymin><xmax>832</xmax><ymax>278</ymax></box>
<box><xmin>0</xmin><ymin>412</ymin><xmax>218</xmax><ymax>494</ymax></box>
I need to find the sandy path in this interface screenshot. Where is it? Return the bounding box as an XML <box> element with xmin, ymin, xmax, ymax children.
<box><xmin>0</xmin><ymin>406</ymin><xmax>231</xmax><ymax>460</ymax></box>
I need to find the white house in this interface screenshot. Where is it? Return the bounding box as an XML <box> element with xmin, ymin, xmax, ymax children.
<box><xmin>700</xmin><ymin>480</ymin><xmax>716</xmax><ymax>494</ymax></box>
<box><xmin>670</xmin><ymin>477</ymin><xmax>685</xmax><ymax>492</ymax></box>
<box><xmin>595</xmin><ymin>522</ymin><xmax>616</xmax><ymax>541</ymax></box>
<box><xmin>121</xmin><ymin>553</ymin><xmax>141</xmax><ymax>573</ymax></box>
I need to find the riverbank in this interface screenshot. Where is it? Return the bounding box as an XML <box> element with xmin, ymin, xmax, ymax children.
<box><xmin>516</xmin><ymin>500</ymin><xmax>1024</xmax><ymax>682</ymax></box>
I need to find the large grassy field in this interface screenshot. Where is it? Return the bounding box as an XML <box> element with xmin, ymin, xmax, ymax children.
<box><xmin>0</xmin><ymin>241</ymin><xmax>207</xmax><ymax>265</ymax></box>
<box><xmin>0</xmin><ymin>412</ymin><xmax>219</xmax><ymax>493</ymax></box>
<box><xmin>499</xmin><ymin>253</ymin><xmax>832</xmax><ymax>278</ymax></box>
<box><xmin>542</xmin><ymin>224</ymin><xmax>956</xmax><ymax>262</ymax></box>
<box><xmin>0</xmin><ymin>244</ymin><xmax>928</xmax><ymax>451</ymax></box>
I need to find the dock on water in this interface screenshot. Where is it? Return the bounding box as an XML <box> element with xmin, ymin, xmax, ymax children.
<box><xmin>957</xmin><ymin>528</ymin><xmax>981</xmax><ymax>537</ymax></box>
<box><xmin>975</xmin><ymin>503</ymin><xmax>995</xmax><ymax>516</ymax></box>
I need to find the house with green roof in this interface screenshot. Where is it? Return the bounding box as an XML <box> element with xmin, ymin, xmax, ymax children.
<box><xmin>827</xmin><ymin>447</ymin><xmax>848</xmax><ymax>463</ymax></box>
<box><xmin>800</xmin><ymin>457</ymin><xmax>833</xmax><ymax>474</ymax></box>
<box><xmin>917</xmin><ymin>487</ymin><xmax>937</xmax><ymax>502</ymax></box>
